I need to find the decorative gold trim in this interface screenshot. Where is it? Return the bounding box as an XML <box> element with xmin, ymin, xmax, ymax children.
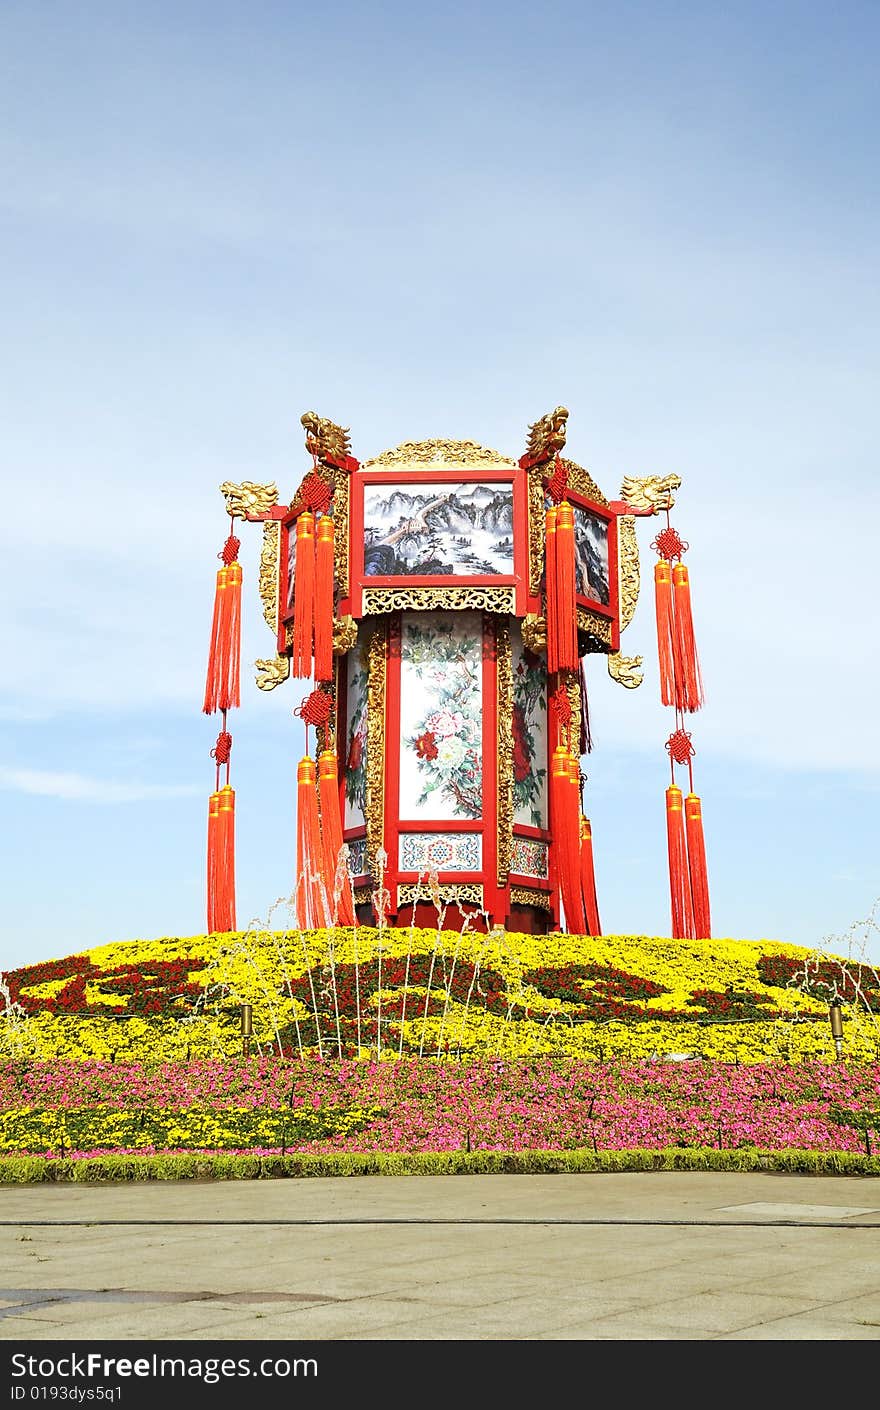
<box><xmin>617</xmin><ymin>514</ymin><xmax>640</xmax><ymax>632</ymax></box>
<box><xmin>510</xmin><ymin>884</ymin><xmax>553</xmax><ymax>912</ymax></box>
<box><xmin>254</xmin><ymin>656</ymin><xmax>290</xmax><ymax>691</ymax></box>
<box><xmin>561</xmin><ymin>458</ymin><xmax>610</xmax><ymax>508</ymax></box>
<box><xmin>397</xmin><ymin>882</ymin><xmax>484</xmax><ymax>907</ymax></box>
<box><xmin>218</xmin><ymin>480</ymin><xmax>279</xmax><ymax>519</ymax></box>
<box><xmin>619</xmin><ymin>472</ymin><xmax>681</xmax><ymax>513</ymax></box>
<box><xmin>524</xmin><ymin>407</ymin><xmax>568</xmax><ymax>464</ymax></box>
<box><xmin>258</xmin><ymin>520</ymin><xmax>281</xmax><ymax>635</ymax></box>
<box><xmin>332</xmin><ymin>463</ymin><xmax>350</xmax><ymax>594</ymax></box>
<box><xmin>565</xmin><ymin>672</ymin><xmax>581</xmax><ymax>758</ymax></box>
<box><xmin>577</xmin><ymin>607</ymin><xmax>613</xmax><ymax>651</ymax></box>
<box><xmin>365</xmin><ymin>621</ymin><xmax>387</xmax><ymax>874</ymax></box>
<box><xmin>607</xmin><ymin>652</ymin><xmax>644</xmax><ymax>689</ymax></box>
<box><xmin>363</xmin><ymin>585</ymin><xmax>516</xmax><ymax>615</ymax></box>
<box><xmin>353</xmin><ymin>885</ymin><xmax>372</xmax><ymax>906</ymax></box>
<box><xmin>333</xmin><ymin>614</ymin><xmax>358</xmax><ymax>655</ymax></box>
<box><xmin>363</xmin><ymin>438</ymin><xmax>516</xmax><ymax>469</ymax></box>
<box><xmin>495</xmin><ymin>620</ymin><xmax>513</xmax><ymax>887</ymax></box>
<box><xmin>521</xmin><ymin>614</ymin><xmax>547</xmax><ymax>654</ymax></box>
<box><xmin>527</xmin><ymin>465</ymin><xmax>545</xmax><ymax>595</ymax></box>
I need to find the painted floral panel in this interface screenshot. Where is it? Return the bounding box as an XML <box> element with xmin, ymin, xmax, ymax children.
<box><xmin>511</xmin><ymin>835</ymin><xmax>549</xmax><ymax>879</ymax></box>
<box><xmin>511</xmin><ymin>621</ymin><xmax>548</xmax><ymax>828</ymax></box>
<box><xmin>343</xmin><ymin>625</ymin><xmax>369</xmax><ymax>830</ymax></box>
<box><xmin>399</xmin><ymin>832</ymin><xmax>482</xmax><ymax>872</ymax></box>
<box><xmin>399</xmin><ymin>611</ymin><xmax>483</xmax><ymax>821</ymax></box>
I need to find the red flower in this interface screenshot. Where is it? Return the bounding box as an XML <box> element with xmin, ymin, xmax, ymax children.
<box><xmin>414</xmin><ymin>730</ymin><xmax>438</xmax><ymax>760</ymax></box>
<box><xmin>511</xmin><ymin>703</ymin><xmax>530</xmax><ymax>782</ymax></box>
<box><xmin>347</xmin><ymin>734</ymin><xmax>363</xmax><ymax>771</ymax></box>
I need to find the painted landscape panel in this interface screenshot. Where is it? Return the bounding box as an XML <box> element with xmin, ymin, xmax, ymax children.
<box><xmin>363</xmin><ymin>480</ymin><xmax>514</xmax><ymax>577</ymax></box>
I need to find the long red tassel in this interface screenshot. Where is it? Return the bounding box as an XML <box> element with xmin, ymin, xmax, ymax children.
<box><xmin>579</xmin><ymin>815</ymin><xmax>601</xmax><ymax>936</ymax></box>
<box><xmin>203</xmin><ymin>536</ymin><xmax>242</xmax><ymax>714</ymax></box>
<box><xmin>554</xmin><ymin>500</ymin><xmax>578</xmax><ymax>671</ymax></box>
<box><xmin>317</xmin><ymin>748</ymin><xmax>354</xmax><ymax>926</ymax></box>
<box><xmin>685</xmin><ymin>792</ymin><xmax>711</xmax><ymax>938</ymax></box>
<box><xmin>654</xmin><ymin>560</ymin><xmax>676</xmax><ymax>709</ymax></box>
<box><xmin>545</xmin><ymin>505</ymin><xmax>558</xmax><ymax>674</ymax></box>
<box><xmin>672</xmin><ymin>563</ymin><xmax>705</xmax><ymax>712</ymax></box>
<box><xmin>295</xmin><ymin>755</ymin><xmax>331</xmax><ymax>929</ymax></box>
<box><xmin>207</xmin><ymin>784</ymin><xmax>236</xmax><ymax>933</ymax></box>
<box><xmin>291</xmin><ymin>512</ymin><xmax>316</xmax><ymax>679</ymax></box>
<box><xmin>666</xmin><ymin>783</ymin><xmax>694</xmax><ymax>940</ymax></box>
<box><xmin>550</xmin><ymin>746</ymin><xmax>586</xmax><ymax>934</ymax></box>
<box><xmin>313</xmin><ymin>514</ymin><xmax>335</xmax><ymax>684</ymax></box>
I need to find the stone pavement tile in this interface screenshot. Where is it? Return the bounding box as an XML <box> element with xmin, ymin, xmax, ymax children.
<box><xmin>0</xmin><ymin>1299</ymin><xmax>287</xmax><ymax>1341</ymax></box>
<box><xmin>720</xmin><ymin>1318</ymin><xmax>880</xmax><ymax>1341</ymax></box>
<box><xmin>748</xmin><ymin>1254</ymin><xmax>880</xmax><ymax>1301</ymax></box>
<box><xmin>580</xmin><ymin>1288</ymin><xmax>821</xmax><ymax>1337</ymax></box>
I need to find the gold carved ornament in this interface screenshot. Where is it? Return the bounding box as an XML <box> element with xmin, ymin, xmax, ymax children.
<box><xmin>523</xmin><ymin>406</ymin><xmax>569</xmax><ymax>464</ymax></box>
<box><xmin>331</xmin><ymin>464</ymin><xmax>350</xmax><ymax>595</ymax></box>
<box><xmin>495</xmin><ymin>621</ymin><xmax>513</xmax><ymax>887</ymax></box>
<box><xmin>300</xmin><ymin>412</ymin><xmax>352</xmax><ymax>465</ymax></box>
<box><xmin>255</xmin><ymin>657</ymin><xmax>290</xmax><ymax>692</ymax></box>
<box><xmin>510</xmin><ymin>884</ymin><xmax>553</xmax><ymax>913</ymax></box>
<box><xmin>253</xmin><ymin>520</ymin><xmax>288</xmax><ymax>691</ymax></box>
<box><xmin>364</xmin><ymin>622</ymin><xmax>388</xmax><ymax>874</ymax></box>
<box><xmin>362</xmin><ymin>585</ymin><xmax>516</xmax><ymax>616</ymax></box>
<box><xmin>576</xmin><ymin>606</ymin><xmax>613</xmax><ymax>651</ymax></box>
<box><xmin>603</xmin><ymin>473</ymin><xmax>681</xmax><ymax>691</ymax></box>
<box><xmin>218</xmin><ymin>480</ymin><xmax>279</xmax><ymax>519</ymax></box>
<box><xmin>527</xmin><ymin>466</ymin><xmax>545</xmax><ymax>595</ymax></box>
<box><xmin>363</xmin><ymin>438</ymin><xmax>516</xmax><ymax>469</ymax></box>
<box><xmin>521</xmin><ymin>615</ymin><xmax>547</xmax><ymax>654</ymax></box>
<box><xmin>397</xmin><ymin>882</ymin><xmax>484</xmax><ymax>907</ymax></box>
<box><xmin>333</xmin><ymin>615</ymin><xmax>358</xmax><ymax>655</ymax></box>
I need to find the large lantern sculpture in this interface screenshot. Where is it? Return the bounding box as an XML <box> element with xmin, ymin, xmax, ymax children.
<box><xmin>204</xmin><ymin>408</ymin><xmax>708</xmax><ymax>939</ymax></box>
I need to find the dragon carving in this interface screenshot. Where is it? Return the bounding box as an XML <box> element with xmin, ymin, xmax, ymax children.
<box><xmin>617</xmin><ymin>472</ymin><xmax>682</xmax><ymax>514</ymax></box>
<box><xmin>523</xmin><ymin>406</ymin><xmax>569</xmax><ymax>463</ymax></box>
<box><xmin>218</xmin><ymin>480</ymin><xmax>279</xmax><ymax>519</ymax></box>
<box><xmin>301</xmin><ymin>411</ymin><xmax>352</xmax><ymax>464</ymax></box>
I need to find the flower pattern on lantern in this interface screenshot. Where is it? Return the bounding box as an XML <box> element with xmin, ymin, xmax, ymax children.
<box><xmin>512</xmin><ymin>628</ymin><xmax>548</xmax><ymax>828</ymax></box>
<box><xmin>399</xmin><ymin>614</ymin><xmax>482</xmax><ymax>820</ymax></box>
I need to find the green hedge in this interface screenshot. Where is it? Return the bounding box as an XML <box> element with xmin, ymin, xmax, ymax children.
<box><xmin>2</xmin><ymin>1146</ymin><xmax>879</xmax><ymax>1183</ymax></box>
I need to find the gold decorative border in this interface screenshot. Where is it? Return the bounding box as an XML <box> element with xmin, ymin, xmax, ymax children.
<box><xmin>565</xmin><ymin>671</ymin><xmax>581</xmax><ymax>758</ymax></box>
<box><xmin>332</xmin><ymin>464</ymin><xmax>350</xmax><ymax>595</ymax></box>
<box><xmin>397</xmin><ymin>882</ymin><xmax>484</xmax><ymax>907</ymax></box>
<box><xmin>561</xmin><ymin>458</ymin><xmax>610</xmax><ymax>508</ymax></box>
<box><xmin>258</xmin><ymin>520</ymin><xmax>281</xmax><ymax>636</ymax></box>
<box><xmin>353</xmin><ymin>885</ymin><xmax>372</xmax><ymax>906</ymax></box>
<box><xmin>362</xmin><ymin>585</ymin><xmax>516</xmax><ymax>615</ymax></box>
<box><xmin>365</xmin><ymin>621</ymin><xmax>387</xmax><ymax>873</ymax></box>
<box><xmin>528</xmin><ymin>465</ymin><xmax>545</xmax><ymax>595</ymax></box>
<box><xmin>363</xmin><ymin>439</ymin><xmax>515</xmax><ymax>469</ymax></box>
<box><xmin>617</xmin><ymin>515</ymin><xmax>640</xmax><ymax>632</ymax></box>
<box><xmin>510</xmin><ymin>884</ymin><xmax>553</xmax><ymax>912</ymax></box>
<box><xmin>496</xmin><ymin>620</ymin><xmax>513</xmax><ymax>887</ymax></box>
<box><xmin>316</xmin><ymin>666</ymin><xmax>338</xmax><ymax>754</ymax></box>
<box><xmin>521</xmin><ymin>614</ymin><xmax>547</xmax><ymax>654</ymax></box>
<box><xmin>333</xmin><ymin>615</ymin><xmax>358</xmax><ymax>655</ymax></box>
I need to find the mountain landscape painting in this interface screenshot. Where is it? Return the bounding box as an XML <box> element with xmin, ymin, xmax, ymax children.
<box><xmin>362</xmin><ymin>481</ymin><xmax>515</xmax><ymax>577</ymax></box>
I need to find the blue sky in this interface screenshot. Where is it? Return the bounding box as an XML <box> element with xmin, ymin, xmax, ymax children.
<box><xmin>3</xmin><ymin>1</ymin><xmax>880</xmax><ymax>971</ymax></box>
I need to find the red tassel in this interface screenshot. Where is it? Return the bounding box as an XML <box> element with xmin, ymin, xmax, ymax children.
<box><xmin>291</xmin><ymin>512</ymin><xmax>316</xmax><ymax>679</ymax></box>
<box><xmin>666</xmin><ymin>784</ymin><xmax>694</xmax><ymax>940</ymax></box>
<box><xmin>203</xmin><ymin>538</ymin><xmax>242</xmax><ymax>715</ymax></box>
<box><xmin>685</xmin><ymin>792</ymin><xmax>711</xmax><ymax>938</ymax></box>
<box><xmin>545</xmin><ymin>505</ymin><xmax>558</xmax><ymax>674</ymax></box>
<box><xmin>295</xmin><ymin>755</ymin><xmax>331</xmax><ymax>929</ymax></box>
<box><xmin>554</xmin><ymin>500</ymin><xmax>578</xmax><ymax>671</ymax></box>
<box><xmin>550</xmin><ymin>746</ymin><xmax>586</xmax><ymax>934</ymax></box>
<box><xmin>654</xmin><ymin>560</ymin><xmax>676</xmax><ymax>708</ymax></box>
<box><xmin>579</xmin><ymin>816</ymin><xmax>601</xmax><ymax>936</ymax></box>
<box><xmin>672</xmin><ymin>563</ymin><xmax>705</xmax><ymax>712</ymax></box>
<box><xmin>318</xmin><ymin>748</ymin><xmax>354</xmax><ymax>926</ymax></box>
<box><xmin>207</xmin><ymin>785</ymin><xmax>236</xmax><ymax>933</ymax></box>
<box><xmin>313</xmin><ymin>514</ymin><xmax>335</xmax><ymax>684</ymax></box>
